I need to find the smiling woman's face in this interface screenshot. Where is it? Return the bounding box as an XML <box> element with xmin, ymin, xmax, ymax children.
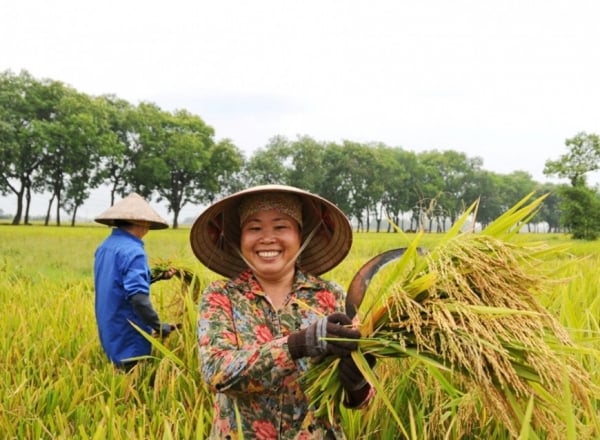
<box><xmin>240</xmin><ymin>209</ymin><xmax>301</xmax><ymax>282</ymax></box>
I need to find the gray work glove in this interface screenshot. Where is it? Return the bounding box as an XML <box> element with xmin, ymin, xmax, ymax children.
<box><xmin>130</xmin><ymin>293</ymin><xmax>173</xmax><ymax>338</ymax></box>
<box><xmin>287</xmin><ymin>312</ymin><xmax>360</xmax><ymax>359</ymax></box>
<box><xmin>157</xmin><ymin>323</ymin><xmax>175</xmax><ymax>338</ymax></box>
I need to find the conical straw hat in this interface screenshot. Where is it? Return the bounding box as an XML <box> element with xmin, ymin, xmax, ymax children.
<box><xmin>94</xmin><ymin>193</ymin><xmax>169</xmax><ymax>230</ymax></box>
<box><xmin>190</xmin><ymin>184</ymin><xmax>352</xmax><ymax>278</ymax></box>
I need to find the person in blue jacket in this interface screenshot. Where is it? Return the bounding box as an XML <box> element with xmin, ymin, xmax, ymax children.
<box><xmin>93</xmin><ymin>193</ymin><xmax>176</xmax><ymax>371</ymax></box>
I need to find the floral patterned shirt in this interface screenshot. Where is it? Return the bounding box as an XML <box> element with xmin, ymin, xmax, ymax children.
<box><xmin>197</xmin><ymin>268</ymin><xmax>350</xmax><ymax>439</ymax></box>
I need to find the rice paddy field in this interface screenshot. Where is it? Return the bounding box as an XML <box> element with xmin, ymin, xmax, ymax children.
<box><xmin>0</xmin><ymin>220</ymin><xmax>599</xmax><ymax>439</ymax></box>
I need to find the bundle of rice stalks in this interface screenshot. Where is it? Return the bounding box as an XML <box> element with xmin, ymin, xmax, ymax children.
<box><xmin>150</xmin><ymin>259</ymin><xmax>202</xmax><ymax>319</ymax></box>
<box><xmin>304</xmin><ymin>193</ymin><xmax>598</xmax><ymax>438</ymax></box>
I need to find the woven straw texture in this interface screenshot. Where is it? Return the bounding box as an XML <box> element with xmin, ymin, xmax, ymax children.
<box><xmin>94</xmin><ymin>193</ymin><xmax>169</xmax><ymax>230</ymax></box>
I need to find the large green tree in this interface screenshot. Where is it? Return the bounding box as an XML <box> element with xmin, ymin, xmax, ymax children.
<box><xmin>34</xmin><ymin>88</ymin><xmax>114</xmax><ymax>226</ymax></box>
<box><xmin>558</xmin><ymin>185</ymin><xmax>600</xmax><ymax>240</ymax></box>
<box><xmin>0</xmin><ymin>70</ymin><xmax>64</xmax><ymax>224</ymax></box>
<box><xmin>95</xmin><ymin>95</ymin><xmax>140</xmax><ymax>206</ymax></box>
<box><xmin>373</xmin><ymin>145</ymin><xmax>417</xmax><ymax>232</ymax></box>
<box><xmin>201</xmin><ymin>138</ymin><xmax>245</xmax><ymax>204</ymax></box>
<box><xmin>133</xmin><ymin>104</ymin><xmax>243</xmax><ymax>228</ymax></box>
<box><xmin>470</xmin><ymin>170</ymin><xmax>506</xmax><ymax>229</ymax></box>
<box><xmin>287</xmin><ymin>135</ymin><xmax>327</xmax><ymax>192</ymax></box>
<box><xmin>535</xmin><ymin>183</ymin><xmax>561</xmax><ymax>233</ymax></box>
<box><xmin>337</xmin><ymin>141</ymin><xmax>385</xmax><ymax>232</ymax></box>
<box><xmin>544</xmin><ymin>132</ymin><xmax>600</xmax><ymax>239</ymax></box>
<box><xmin>544</xmin><ymin>132</ymin><xmax>600</xmax><ymax>187</ymax></box>
<box><xmin>412</xmin><ymin>150</ymin><xmax>446</xmax><ymax>232</ymax></box>
<box><xmin>242</xmin><ymin>135</ymin><xmax>292</xmax><ymax>186</ymax></box>
<box><xmin>418</xmin><ymin>150</ymin><xmax>483</xmax><ymax>232</ymax></box>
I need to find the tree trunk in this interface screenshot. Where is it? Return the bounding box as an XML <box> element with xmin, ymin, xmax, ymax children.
<box><xmin>44</xmin><ymin>194</ymin><xmax>55</xmax><ymax>226</ymax></box>
<box><xmin>172</xmin><ymin>208</ymin><xmax>179</xmax><ymax>229</ymax></box>
<box><xmin>10</xmin><ymin>182</ymin><xmax>25</xmax><ymax>225</ymax></box>
<box><xmin>70</xmin><ymin>206</ymin><xmax>78</xmax><ymax>226</ymax></box>
<box><xmin>24</xmin><ymin>184</ymin><xmax>32</xmax><ymax>225</ymax></box>
<box><xmin>55</xmin><ymin>192</ymin><xmax>61</xmax><ymax>226</ymax></box>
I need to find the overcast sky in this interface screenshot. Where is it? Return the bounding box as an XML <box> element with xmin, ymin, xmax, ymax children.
<box><xmin>1</xmin><ymin>0</ymin><xmax>599</xmax><ymax>221</ymax></box>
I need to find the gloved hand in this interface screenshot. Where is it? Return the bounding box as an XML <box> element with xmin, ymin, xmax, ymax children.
<box><xmin>339</xmin><ymin>353</ymin><xmax>376</xmax><ymax>406</ymax></box>
<box><xmin>157</xmin><ymin>323</ymin><xmax>175</xmax><ymax>338</ymax></box>
<box><xmin>151</xmin><ymin>267</ymin><xmax>177</xmax><ymax>283</ymax></box>
<box><xmin>287</xmin><ymin>312</ymin><xmax>360</xmax><ymax>359</ymax></box>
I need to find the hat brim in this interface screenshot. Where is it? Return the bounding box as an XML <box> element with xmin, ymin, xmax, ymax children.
<box><xmin>94</xmin><ymin>218</ymin><xmax>168</xmax><ymax>230</ymax></box>
<box><xmin>189</xmin><ymin>185</ymin><xmax>352</xmax><ymax>278</ymax></box>
<box><xmin>94</xmin><ymin>193</ymin><xmax>169</xmax><ymax>230</ymax></box>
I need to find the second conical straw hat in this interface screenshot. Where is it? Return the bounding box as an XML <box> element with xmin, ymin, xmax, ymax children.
<box><xmin>94</xmin><ymin>193</ymin><xmax>169</xmax><ymax>230</ymax></box>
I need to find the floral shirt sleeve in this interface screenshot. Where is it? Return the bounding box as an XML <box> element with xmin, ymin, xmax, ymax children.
<box><xmin>197</xmin><ymin>269</ymin><xmax>349</xmax><ymax>439</ymax></box>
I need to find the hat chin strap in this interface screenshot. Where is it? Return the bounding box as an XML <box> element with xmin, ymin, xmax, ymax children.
<box><xmin>235</xmin><ymin>220</ymin><xmax>322</xmax><ymax>276</ymax></box>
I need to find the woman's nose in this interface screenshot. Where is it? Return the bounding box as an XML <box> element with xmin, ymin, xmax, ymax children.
<box><xmin>259</xmin><ymin>232</ymin><xmax>275</xmax><ymax>243</ymax></box>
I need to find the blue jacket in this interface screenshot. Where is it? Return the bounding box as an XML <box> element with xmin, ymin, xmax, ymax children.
<box><xmin>94</xmin><ymin>228</ymin><xmax>153</xmax><ymax>365</ymax></box>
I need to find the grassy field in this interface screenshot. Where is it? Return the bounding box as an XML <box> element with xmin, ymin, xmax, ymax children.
<box><xmin>0</xmin><ymin>224</ymin><xmax>599</xmax><ymax>439</ymax></box>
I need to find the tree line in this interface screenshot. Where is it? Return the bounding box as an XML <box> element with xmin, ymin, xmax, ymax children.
<box><xmin>2</xmin><ymin>70</ymin><xmax>600</xmax><ymax>238</ymax></box>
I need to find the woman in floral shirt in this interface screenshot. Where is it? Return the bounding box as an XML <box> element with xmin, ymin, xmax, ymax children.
<box><xmin>191</xmin><ymin>185</ymin><xmax>374</xmax><ymax>439</ymax></box>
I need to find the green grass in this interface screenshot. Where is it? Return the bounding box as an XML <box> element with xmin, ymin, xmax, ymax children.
<box><xmin>0</xmin><ymin>224</ymin><xmax>598</xmax><ymax>439</ymax></box>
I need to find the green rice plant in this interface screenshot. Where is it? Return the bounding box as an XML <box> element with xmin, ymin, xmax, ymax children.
<box><xmin>1</xmin><ymin>220</ymin><xmax>599</xmax><ymax>439</ymax></box>
<box><xmin>150</xmin><ymin>257</ymin><xmax>203</xmax><ymax>322</ymax></box>
<box><xmin>0</xmin><ymin>225</ymin><xmax>214</xmax><ymax>439</ymax></box>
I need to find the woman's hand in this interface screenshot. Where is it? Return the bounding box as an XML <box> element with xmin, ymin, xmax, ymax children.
<box><xmin>287</xmin><ymin>312</ymin><xmax>360</xmax><ymax>359</ymax></box>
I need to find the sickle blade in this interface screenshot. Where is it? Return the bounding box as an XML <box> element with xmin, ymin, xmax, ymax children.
<box><xmin>345</xmin><ymin>248</ymin><xmax>409</xmax><ymax>319</ymax></box>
